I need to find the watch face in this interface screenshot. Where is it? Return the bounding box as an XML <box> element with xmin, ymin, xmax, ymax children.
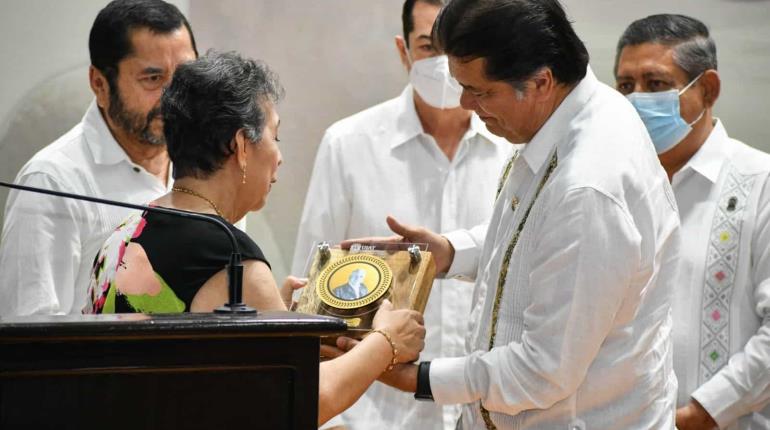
<box><xmin>315</xmin><ymin>254</ymin><xmax>392</xmax><ymax>310</ymax></box>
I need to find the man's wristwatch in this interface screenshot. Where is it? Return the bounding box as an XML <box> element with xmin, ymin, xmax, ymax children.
<box><xmin>414</xmin><ymin>361</ymin><xmax>434</xmax><ymax>401</ymax></box>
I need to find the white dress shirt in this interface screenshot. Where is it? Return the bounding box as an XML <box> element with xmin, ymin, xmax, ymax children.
<box><xmin>433</xmin><ymin>68</ymin><xmax>681</xmax><ymax>429</ymax></box>
<box><xmin>670</xmin><ymin>120</ymin><xmax>770</xmax><ymax>429</ymax></box>
<box><xmin>292</xmin><ymin>86</ymin><xmax>511</xmax><ymax>430</ymax></box>
<box><xmin>0</xmin><ymin>100</ymin><xmax>171</xmax><ymax>316</ymax></box>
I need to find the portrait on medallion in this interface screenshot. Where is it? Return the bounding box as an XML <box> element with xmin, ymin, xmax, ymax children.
<box><xmin>332</xmin><ymin>268</ymin><xmax>370</xmax><ymax>301</ymax></box>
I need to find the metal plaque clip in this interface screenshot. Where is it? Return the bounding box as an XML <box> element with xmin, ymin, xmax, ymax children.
<box><xmin>317</xmin><ymin>241</ymin><xmax>331</xmax><ymax>269</ymax></box>
<box><xmin>408</xmin><ymin>244</ymin><xmax>421</xmax><ymax>272</ymax></box>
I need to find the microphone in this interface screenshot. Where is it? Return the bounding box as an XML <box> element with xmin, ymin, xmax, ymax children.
<box><xmin>0</xmin><ymin>180</ymin><xmax>255</xmax><ymax>314</ymax></box>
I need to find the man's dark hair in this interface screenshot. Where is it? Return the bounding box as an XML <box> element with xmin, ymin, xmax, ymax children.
<box><xmin>433</xmin><ymin>0</ymin><xmax>589</xmax><ymax>88</ymax></box>
<box><xmin>615</xmin><ymin>14</ymin><xmax>717</xmax><ymax>81</ymax></box>
<box><xmin>162</xmin><ymin>50</ymin><xmax>285</xmax><ymax>180</ymax></box>
<box><xmin>402</xmin><ymin>0</ymin><xmax>446</xmax><ymax>47</ymax></box>
<box><xmin>89</xmin><ymin>0</ymin><xmax>198</xmax><ymax>89</ymax></box>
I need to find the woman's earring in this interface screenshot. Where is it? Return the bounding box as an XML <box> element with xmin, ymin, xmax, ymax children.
<box><xmin>241</xmin><ymin>165</ymin><xmax>247</xmax><ymax>185</ymax></box>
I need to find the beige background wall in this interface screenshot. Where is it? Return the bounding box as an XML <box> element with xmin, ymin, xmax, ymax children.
<box><xmin>1</xmin><ymin>0</ymin><xmax>769</xmax><ymax>283</ymax></box>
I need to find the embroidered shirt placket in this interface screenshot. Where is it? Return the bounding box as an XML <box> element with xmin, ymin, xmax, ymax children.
<box><xmin>479</xmin><ymin>150</ymin><xmax>558</xmax><ymax>430</ymax></box>
<box><xmin>699</xmin><ymin>166</ymin><xmax>757</xmax><ymax>383</ymax></box>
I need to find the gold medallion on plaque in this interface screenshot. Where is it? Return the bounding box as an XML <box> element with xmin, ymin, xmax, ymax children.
<box><xmin>316</xmin><ymin>254</ymin><xmax>392</xmax><ymax>310</ymax></box>
<box><xmin>295</xmin><ymin>242</ymin><xmax>435</xmax><ymax>339</ymax></box>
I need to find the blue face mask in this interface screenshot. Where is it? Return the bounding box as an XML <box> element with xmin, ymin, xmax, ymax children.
<box><xmin>626</xmin><ymin>73</ymin><xmax>705</xmax><ymax>154</ymax></box>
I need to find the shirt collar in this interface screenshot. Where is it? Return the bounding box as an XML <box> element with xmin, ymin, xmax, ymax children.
<box><xmin>390</xmin><ymin>86</ymin><xmax>424</xmax><ymax>149</ymax></box>
<box><xmin>82</xmin><ymin>99</ymin><xmax>134</xmax><ymax>166</ymax></box>
<box><xmin>678</xmin><ymin>119</ymin><xmax>728</xmax><ymax>184</ymax></box>
<box><xmin>520</xmin><ymin>66</ymin><xmax>599</xmax><ymax>173</ymax></box>
<box><xmin>390</xmin><ymin>85</ymin><xmax>497</xmax><ymax>149</ymax></box>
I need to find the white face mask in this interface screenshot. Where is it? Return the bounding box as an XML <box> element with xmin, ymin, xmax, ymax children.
<box><xmin>407</xmin><ymin>54</ymin><xmax>463</xmax><ymax>109</ymax></box>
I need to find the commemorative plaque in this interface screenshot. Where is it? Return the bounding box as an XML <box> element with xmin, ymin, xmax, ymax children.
<box><xmin>294</xmin><ymin>242</ymin><xmax>436</xmax><ymax>338</ymax></box>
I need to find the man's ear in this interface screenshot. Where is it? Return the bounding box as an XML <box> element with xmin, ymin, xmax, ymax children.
<box><xmin>530</xmin><ymin>68</ymin><xmax>556</xmax><ymax>102</ymax></box>
<box><xmin>89</xmin><ymin>66</ymin><xmax>111</xmax><ymax>109</ymax></box>
<box><xmin>395</xmin><ymin>35</ymin><xmax>410</xmax><ymax>71</ymax></box>
<box><xmin>700</xmin><ymin>69</ymin><xmax>721</xmax><ymax>109</ymax></box>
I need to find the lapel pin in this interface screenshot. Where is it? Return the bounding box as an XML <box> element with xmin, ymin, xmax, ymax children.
<box><xmin>727</xmin><ymin>196</ymin><xmax>737</xmax><ymax>212</ymax></box>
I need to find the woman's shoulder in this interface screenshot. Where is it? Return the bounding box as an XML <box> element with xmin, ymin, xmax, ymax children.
<box><xmin>229</xmin><ymin>223</ymin><xmax>270</xmax><ymax>269</ymax></box>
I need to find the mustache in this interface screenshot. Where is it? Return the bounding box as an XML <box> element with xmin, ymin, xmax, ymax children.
<box><xmin>146</xmin><ymin>106</ymin><xmax>162</xmax><ymax>123</ymax></box>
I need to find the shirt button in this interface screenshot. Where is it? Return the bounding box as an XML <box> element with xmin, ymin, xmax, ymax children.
<box><xmin>133</xmin><ymin>167</ymin><xmax>140</xmax><ymax>173</ymax></box>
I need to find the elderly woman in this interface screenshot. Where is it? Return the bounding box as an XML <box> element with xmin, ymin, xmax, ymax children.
<box><xmin>83</xmin><ymin>51</ymin><xmax>425</xmax><ymax>425</ymax></box>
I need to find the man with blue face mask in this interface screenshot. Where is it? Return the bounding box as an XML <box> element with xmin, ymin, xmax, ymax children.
<box><xmin>616</xmin><ymin>14</ymin><xmax>770</xmax><ymax>430</ymax></box>
<box><xmin>292</xmin><ymin>1</ymin><xmax>510</xmax><ymax>429</ymax></box>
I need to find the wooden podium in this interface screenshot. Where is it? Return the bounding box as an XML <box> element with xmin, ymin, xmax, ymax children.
<box><xmin>0</xmin><ymin>312</ymin><xmax>345</xmax><ymax>430</ymax></box>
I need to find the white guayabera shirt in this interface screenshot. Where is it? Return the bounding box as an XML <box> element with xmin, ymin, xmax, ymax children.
<box><xmin>433</xmin><ymin>68</ymin><xmax>681</xmax><ymax>429</ymax></box>
<box><xmin>671</xmin><ymin>120</ymin><xmax>770</xmax><ymax>430</ymax></box>
<box><xmin>0</xmin><ymin>101</ymin><xmax>171</xmax><ymax>316</ymax></box>
<box><xmin>292</xmin><ymin>86</ymin><xmax>511</xmax><ymax>430</ymax></box>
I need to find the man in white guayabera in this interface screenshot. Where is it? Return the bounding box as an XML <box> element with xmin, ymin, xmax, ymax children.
<box><xmin>333</xmin><ymin>0</ymin><xmax>682</xmax><ymax>428</ymax></box>
<box><xmin>616</xmin><ymin>14</ymin><xmax>770</xmax><ymax>430</ymax></box>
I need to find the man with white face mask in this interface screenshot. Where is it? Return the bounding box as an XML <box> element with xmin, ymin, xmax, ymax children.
<box><xmin>292</xmin><ymin>1</ymin><xmax>509</xmax><ymax>429</ymax></box>
<box><xmin>616</xmin><ymin>14</ymin><xmax>770</xmax><ymax>430</ymax></box>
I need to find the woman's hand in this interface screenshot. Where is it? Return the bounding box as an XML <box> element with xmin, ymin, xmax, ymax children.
<box><xmin>280</xmin><ymin>276</ymin><xmax>307</xmax><ymax>310</ymax></box>
<box><xmin>319</xmin><ymin>300</ymin><xmax>426</xmax><ymax>363</ymax></box>
<box><xmin>372</xmin><ymin>300</ymin><xmax>425</xmax><ymax>363</ymax></box>
<box><xmin>316</xmin><ymin>301</ymin><xmax>424</xmax><ymax>425</ymax></box>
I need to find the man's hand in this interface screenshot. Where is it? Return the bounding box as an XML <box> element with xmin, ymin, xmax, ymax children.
<box><xmin>676</xmin><ymin>400</ymin><xmax>718</xmax><ymax>430</ymax></box>
<box><xmin>319</xmin><ymin>336</ymin><xmax>358</xmax><ymax>359</ymax></box>
<box><xmin>340</xmin><ymin>216</ymin><xmax>455</xmax><ymax>274</ymax></box>
<box><xmin>378</xmin><ymin>363</ymin><xmax>418</xmax><ymax>393</ymax></box>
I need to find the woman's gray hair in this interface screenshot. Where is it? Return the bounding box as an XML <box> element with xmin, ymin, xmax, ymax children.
<box><xmin>162</xmin><ymin>50</ymin><xmax>285</xmax><ymax>179</ymax></box>
<box><xmin>615</xmin><ymin>14</ymin><xmax>717</xmax><ymax>81</ymax></box>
